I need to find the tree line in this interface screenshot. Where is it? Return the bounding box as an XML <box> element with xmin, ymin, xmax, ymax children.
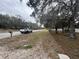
<box><xmin>0</xmin><ymin>14</ymin><xmax>39</xmax><ymax>29</ymax></box>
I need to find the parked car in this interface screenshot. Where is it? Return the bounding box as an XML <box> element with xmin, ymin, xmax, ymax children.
<box><xmin>20</xmin><ymin>28</ymin><xmax>32</xmax><ymax>34</ymax></box>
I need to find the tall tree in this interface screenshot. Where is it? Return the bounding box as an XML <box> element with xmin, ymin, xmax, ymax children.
<box><xmin>27</xmin><ymin>0</ymin><xmax>79</xmax><ymax>39</ymax></box>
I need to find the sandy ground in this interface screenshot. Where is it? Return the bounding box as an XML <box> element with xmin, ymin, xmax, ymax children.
<box><xmin>0</xmin><ymin>44</ymin><xmax>48</xmax><ymax>59</ymax></box>
<box><xmin>0</xmin><ymin>41</ymin><xmax>59</xmax><ymax>59</ymax></box>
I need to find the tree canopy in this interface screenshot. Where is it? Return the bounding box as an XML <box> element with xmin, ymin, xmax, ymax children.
<box><xmin>27</xmin><ymin>0</ymin><xmax>79</xmax><ymax>38</ymax></box>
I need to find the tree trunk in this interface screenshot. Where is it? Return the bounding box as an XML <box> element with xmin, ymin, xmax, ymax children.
<box><xmin>55</xmin><ymin>26</ymin><xmax>58</xmax><ymax>34</ymax></box>
<box><xmin>69</xmin><ymin>18</ymin><xmax>76</xmax><ymax>39</ymax></box>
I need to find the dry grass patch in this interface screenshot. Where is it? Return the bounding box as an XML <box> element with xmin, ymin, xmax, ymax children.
<box><xmin>50</xmin><ymin>32</ymin><xmax>79</xmax><ymax>59</ymax></box>
<box><xmin>42</xmin><ymin>32</ymin><xmax>63</xmax><ymax>59</ymax></box>
<box><xmin>0</xmin><ymin>31</ymin><xmax>48</xmax><ymax>50</ymax></box>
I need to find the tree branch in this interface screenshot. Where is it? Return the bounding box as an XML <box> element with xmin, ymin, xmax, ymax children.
<box><xmin>58</xmin><ymin>1</ymin><xmax>70</xmax><ymax>8</ymax></box>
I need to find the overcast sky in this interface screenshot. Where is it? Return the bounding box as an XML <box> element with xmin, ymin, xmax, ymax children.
<box><xmin>0</xmin><ymin>0</ymin><xmax>36</xmax><ymax>23</ymax></box>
